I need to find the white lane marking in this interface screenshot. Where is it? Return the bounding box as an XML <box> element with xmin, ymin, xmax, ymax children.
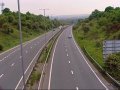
<box><xmin>0</xmin><ymin>74</ymin><xmax>4</xmax><ymax>79</ymax></box>
<box><xmin>76</xmin><ymin>87</ymin><xmax>79</xmax><ymax>90</ymax></box>
<box><xmin>65</xmin><ymin>49</ymin><xmax>67</xmax><ymax>52</ymax></box>
<box><xmin>67</xmin><ymin>53</ymin><xmax>69</xmax><ymax>57</ymax></box>
<box><xmin>15</xmin><ymin>29</ymin><xmax>60</xmax><ymax>90</ymax></box>
<box><xmin>71</xmin><ymin>28</ymin><xmax>109</xmax><ymax>90</ymax></box>
<box><xmin>71</xmin><ymin>70</ymin><xmax>74</xmax><ymax>75</ymax></box>
<box><xmin>69</xmin><ymin>61</ymin><xmax>71</xmax><ymax>64</ymax></box>
<box><xmin>11</xmin><ymin>63</ymin><xmax>15</xmax><ymax>67</ymax></box>
<box><xmin>31</xmin><ymin>47</ymin><xmax>32</xmax><ymax>49</ymax></box>
<box><xmin>16</xmin><ymin>46</ymin><xmax>44</xmax><ymax>90</ymax></box>
<box><xmin>26</xmin><ymin>51</ymin><xmax>28</xmax><ymax>54</ymax></box>
<box><xmin>20</xmin><ymin>56</ymin><xmax>22</xmax><ymax>59</ymax></box>
<box><xmin>48</xmin><ymin>31</ymin><xmax>64</xmax><ymax>90</ymax></box>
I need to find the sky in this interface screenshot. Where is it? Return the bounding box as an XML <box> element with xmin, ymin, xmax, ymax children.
<box><xmin>1</xmin><ymin>0</ymin><xmax>120</xmax><ymax>16</ymax></box>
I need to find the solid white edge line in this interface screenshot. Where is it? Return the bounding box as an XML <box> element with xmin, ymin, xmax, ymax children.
<box><xmin>38</xmin><ymin>40</ymin><xmax>53</xmax><ymax>90</ymax></box>
<box><xmin>71</xmin><ymin>27</ymin><xmax>108</xmax><ymax>90</ymax></box>
<box><xmin>76</xmin><ymin>87</ymin><xmax>79</xmax><ymax>90</ymax></box>
<box><xmin>48</xmin><ymin>31</ymin><xmax>64</xmax><ymax>90</ymax></box>
<box><xmin>15</xmin><ymin>28</ymin><xmax>59</xmax><ymax>90</ymax></box>
<box><xmin>15</xmin><ymin>41</ymin><xmax>46</xmax><ymax>90</ymax></box>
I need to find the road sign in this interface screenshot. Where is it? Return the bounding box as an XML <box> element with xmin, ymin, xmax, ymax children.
<box><xmin>103</xmin><ymin>40</ymin><xmax>120</xmax><ymax>59</ymax></box>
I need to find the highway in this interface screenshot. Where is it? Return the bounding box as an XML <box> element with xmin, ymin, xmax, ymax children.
<box><xmin>0</xmin><ymin>28</ymin><xmax>60</xmax><ymax>89</ymax></box>
<box><xmin>48</xmin><ymin>26</ymin><xmax>109</xmax><ymax>90</ymax></box>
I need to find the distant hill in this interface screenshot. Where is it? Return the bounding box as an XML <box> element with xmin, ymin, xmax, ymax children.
<box><xmin>51</xmin><ymin>14</ymin><xmax>89</xmax><ymax>24</ymax></box>
<box><xmin>52</xmin><ymin>14</ymin><xmax>89</xmax><ymax>20</ymax></box>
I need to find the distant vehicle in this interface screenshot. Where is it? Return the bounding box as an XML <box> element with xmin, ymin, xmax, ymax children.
<box><xmin>68</xmin><ymin>35</ymin><xmax>72</xmax><ymax>38</ymax></box>
<box><xmin>53</xmin><ymin>29</ymin><xmax>55</xmax><ymax>31</ymax></box>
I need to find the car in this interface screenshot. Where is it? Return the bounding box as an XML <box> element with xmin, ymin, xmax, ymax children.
<box><xmin>68</xmin><ymin>35</ymin><xmax>72</xmax><ymax>38</ymax></box>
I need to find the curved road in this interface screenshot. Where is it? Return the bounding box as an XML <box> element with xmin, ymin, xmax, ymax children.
<box><xmin>48</xmin><ymin>26</ymin><xmax>109</xmax><ymax>90</ymax></box>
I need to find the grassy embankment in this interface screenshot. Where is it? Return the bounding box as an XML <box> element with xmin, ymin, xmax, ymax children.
<box><xmin>73</xmin><ymin>6</ymin><xmax>120</xmax><ymax>82</ymax></box>
<box><xmin>0</xmin><ymin>8</ymin><xmax>61</xmax><ymax>52</ymax></box>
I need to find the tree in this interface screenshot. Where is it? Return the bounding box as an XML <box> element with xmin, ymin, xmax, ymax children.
<box><xmin>89</xmin><ymin>9</ymin><xmax>102</xmax><ymax>19</ymax></box>
<box><xmin>105</xmin><ymin>53</ymin><xmax>120</xmax><ymax>72</ymax></box>
<box><xmin>8</xmin><ymin>15</ymin><xmax>15</xmax><ymax>23</ymax></box>
<box><xmin>81</xmin><ymin>23</ymin><xmax>90</xmax><ymax>34</ymax></box>
<box><xmin>0</xmin><ymin>15</ymin><xmax>7</xmax><ymax>27</ymax></box>
<box><xmin>2</xmin><ymin>8</ymin><xmax>11</xmax><ymax>14</ymax></box>
<box><xmin>2</xmin><ymin>23</ymin><xmax>11</xmax><ymax>34</ymax></box>
<box><xmin>0</xmin><ymin>44</ymin><xmax>3</xmax><ymax>51</ymax></box>
<box><xmin>105</xmin><ymin>6</ymin><xmax>114</xmax><ymax>12</ymax></box>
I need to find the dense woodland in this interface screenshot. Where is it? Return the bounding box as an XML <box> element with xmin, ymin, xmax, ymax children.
<box><xmin>73</xmin><ymin>6</ymin><xmax>120</xmax><ymax>81</ymax></box>
<box><xmin>0</xmin><ymin>8</ymin><xmax>61</xmax><ymax>51</ymax></box>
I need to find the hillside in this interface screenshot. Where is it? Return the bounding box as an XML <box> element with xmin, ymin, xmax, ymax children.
<box><xmin>0</xmin><ymin>8</ymin><xmax>60</xmax><ymax>51</ymax></box>
<box><xmin>73</xmin><ymin>6</ymin><xmax>120</xmax><ymax>82</ymax></box>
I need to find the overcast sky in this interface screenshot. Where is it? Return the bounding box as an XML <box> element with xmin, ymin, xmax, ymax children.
<box><xmin>1</xmin><ymin>0</ymin><xmax>120</xmax><ymax>16</ymax></box>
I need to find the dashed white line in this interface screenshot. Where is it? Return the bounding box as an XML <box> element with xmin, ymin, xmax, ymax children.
<box><xmin>31</xmin><ymin>47</ymin><xmax>32</xmax><ymax>49</ymax></box>
<box><xmin>20</xmin><ymin>56</ymin><xmax>22</xmax><ymax>59</ymax></box>
<box><xmin>71</xmin><ymin>27</ymin><xmax>109</xmax><ymax>90</ymax></box>
<box><xmin>67</xmin><ymin>53</ymin><xmax>69</xmax><ymax>57</ymax></box>
<box><xmin>65</xmin><ymin>49</ymin><xmax>67</xmax><ymax>52</ymax></box>
<box><xmin>76</xmin><ymin>87</ymin><xmax>79</xmax><ymax>90</ymax></box>
<box><xmin>69</xmin><ymin>61</ymin><xmax>71</xmax><ymax>64</ymax></box>
<box><xmin>71</xmin><ymin>70</ymin><xmax>74</xmax><ymax>75</ymax></box>
<box><xmin>11</xmin><ymin>63</ymin><xmax>15</xmax><ymax>67</ymax></box>
<box><xmin>0</xmin><ymin>74</ymin><xmax>4</xmax><ymax>79</ymax></box>
<box><xmin>26</xmin><ymin>51</ymin><xmax>28</xmax><ymax>54</ymax></box>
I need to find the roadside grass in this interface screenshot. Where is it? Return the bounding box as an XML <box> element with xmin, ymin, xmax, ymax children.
<box><xmin>73</xmin><ymin>28</ymin><xmax>105</xmax><ymax>67</ymax></box>
<box><xmin>0</xmin><ymin>29</ymin><xmax>43</xmax><ymax>52</ymax></box>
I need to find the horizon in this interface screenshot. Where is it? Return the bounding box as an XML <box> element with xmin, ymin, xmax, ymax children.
<box><xmin>1</xmin><ymin>0</ymin><xmax>119</xmax><ymax>16</ymax></box>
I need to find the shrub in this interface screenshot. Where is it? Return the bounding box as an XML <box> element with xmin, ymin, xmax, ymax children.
<box><xmin>104</xmin><ymin>53</ymin><xmax>120</xmax><ymax>80</ymax></box>
<box><xmin>0</xmin><ymin>44</ymin><xmax>3</xmax><ymax>51</ymax></box>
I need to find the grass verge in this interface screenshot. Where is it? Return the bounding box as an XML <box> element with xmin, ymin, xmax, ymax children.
<box><xmin>73</xmin><ymin>28</ymin><xmax>120</xmax><ymax>87</ymax></box>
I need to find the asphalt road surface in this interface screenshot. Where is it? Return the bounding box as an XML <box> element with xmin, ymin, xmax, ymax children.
<box><xmin>48</xmin><ymin>26</ymin><xmax>109</xmax><ymax>90</ymax></box>
<box><xmin>0</xmin><ymin>28</ymin><xmax>60</xmax><ymax>89</ymax></box>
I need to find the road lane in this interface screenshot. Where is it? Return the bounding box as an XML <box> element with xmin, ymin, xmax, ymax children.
<box><xmin>49</xmin><ymin>26</ymin><xmax>108</xmax><ymax>89</ymax></box>
<box><xmin>0</xmin><ymin>28</ymin><xmax>60</xmax><ymax>89</ymax></box>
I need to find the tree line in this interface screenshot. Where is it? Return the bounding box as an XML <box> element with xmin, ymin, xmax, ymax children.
<box><xmin>0</xmin><ymin>8</ymin><xmax>61</xmax><ymax>51</ymax></box>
